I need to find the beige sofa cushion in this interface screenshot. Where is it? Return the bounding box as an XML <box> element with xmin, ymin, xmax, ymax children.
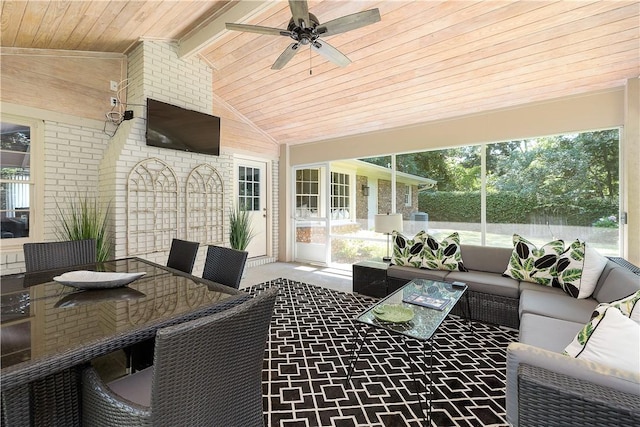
<box><xmin>518</xmin><ymin>281</ymin><xmax>566</xmax><ymax>295</ymax></box>
<box><xmin>459</xmin><ymin>244</ymin><xmax>512</xmax><ymax>274</ymax></box>
<box><xmin>519</xmin><ymin>289</ymin><xmax>598</xmax><ymax>324</ymax></box>
<box><xmin>386</xmin><ymin>265</ymin><xmax>449</xmax><ymax>281</ymax></box>
<box><xmin>592</xmin><ymin>266</ymin><xmax>640</xmax><ymax>303</ymax></box>
<box><xmin>446</xmin><ymin>270</ymin><xmax>519</xmax><ymax>298</ymax></box>
<box><xmin>519</xmin><ymin>313</ymin><xmax>584</xmax><ymax>353</ymax></box>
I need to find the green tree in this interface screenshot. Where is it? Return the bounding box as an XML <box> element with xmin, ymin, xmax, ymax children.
<box><xmin>574</xmin><ymin>130</ymin><xmax>618</xmax><ymax>198</ymax></box>
<box><xmin>445</xmin><ymin>146</ymin><xmax>481</xmax><ymax>191</ymax></box>
<box><xmin>360</xmin><ymin>156</ymin><xmax>391</xmax><ymax>169</ymax></box>
<box><xmin>489</xmin><ymin>131</ymin><xmax>618</xmax><ymax>203</ymax></box>
<box><xmin>368</xmin><ymin>130</ymin><xmax>618</xmax><ymax>225</ymax></box>
<box><xmin>401</xmin><ymin>151</ymin><xmax>452</xmax><ymax>189</ymax></box>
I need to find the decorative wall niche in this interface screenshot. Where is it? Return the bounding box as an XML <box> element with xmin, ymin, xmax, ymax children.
<box><xmin>127</xmin><ymin>159</ymin><xmax>226</xmax><ymax>256</ymax></box>
<box><xmin>127</xmin><ymin>158</ymin><xmax>178</xmax><ymax>255</ymax></box>
<box><xmin>186</xmin><ymin>164</ymin><xmax>224</xmax><ymax>245</ymax></box>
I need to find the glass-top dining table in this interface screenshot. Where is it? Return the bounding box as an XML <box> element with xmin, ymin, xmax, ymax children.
<box><xmin>0</xmin><ymin>257</ymin><xmax>250</xmax><ymax>427</ymax></box>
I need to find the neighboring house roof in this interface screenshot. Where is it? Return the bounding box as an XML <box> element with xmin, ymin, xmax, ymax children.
<box><xmin>331</xmin><ymin>159</ymin><xmax>437</xmax><ymax>189</ymax></box>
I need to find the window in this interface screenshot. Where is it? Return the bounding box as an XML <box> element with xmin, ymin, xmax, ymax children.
<box><xmin>295</xmin><ymin>168</ymin><xmax>320</xmax><ymax>218</ymax></box>
<box><xmin>400</xmin><ymin>146</ymin><xmax>482</xmax><ymax>241</ymax></box>
<box><xmin>485</xmin><ymin>130</ymin><xmax>619</xmax><ymax>252</ymax></box>
<box><xmin>238</xmin><ymin>166</ymin><xmax>260</xmax><ymax>211</ymax></box>
<box><xmin>325</xmin><ymin>128</ymin><xmax>621</xmax><ymax>269</ymax></box>
<box><xmin>1</xmin><ymin>115</ymin><xmax>42</xmax><ymax>247</ymax></box>
<box><xmin>331</xmin><ymin>172</ymin><xmax>350</xmax><ymax>220</ymax></box>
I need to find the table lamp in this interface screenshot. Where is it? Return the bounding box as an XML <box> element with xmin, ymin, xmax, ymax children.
<box><xmin>374</xmin><ymin>213</ymin><xmax>403</xmax><ymax>262</ymax></box>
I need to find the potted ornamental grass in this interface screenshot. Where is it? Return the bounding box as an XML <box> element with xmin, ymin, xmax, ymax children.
<box><xmin>55</xmin><ymin>194</ymin><xmax>112</xmax><ymax>262</ymax></box>
<box><xmin>228</xmin><ymin>204</ymin><xmax>254</xmax><ymax>251</ymax></box>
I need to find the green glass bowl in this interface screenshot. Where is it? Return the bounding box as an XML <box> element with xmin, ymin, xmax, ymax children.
<box><xmin>372</xmin><ymin>304</ymin><xmax>414</xmax><ymax>323</ymax></box>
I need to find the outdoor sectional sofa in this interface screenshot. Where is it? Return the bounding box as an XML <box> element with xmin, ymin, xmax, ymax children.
<box><xmin>385</xmin><ymin>242</ymin><xmax>640</xmax><ymax>426</ymax></box>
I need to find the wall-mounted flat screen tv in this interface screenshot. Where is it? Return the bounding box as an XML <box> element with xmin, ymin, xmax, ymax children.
<box><xmin>146</xmin><ymin>98</ymin><xmax>220</xmax><ymax>156</ymax></box>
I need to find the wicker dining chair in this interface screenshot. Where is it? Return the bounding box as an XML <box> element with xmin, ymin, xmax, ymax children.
<box><xmin>166</xmin><ymin>238</ymin><xmax>200</xmax><ymax>274</ymax></box>
<box><xmin>23</xmin><ymin>239</ymin><xmax>97</xmax><ymax>272</ymax></box>
<box><xmin>82</xmin><ymin>286</ymin><xmax>278</xmax><ymax>427</ymax></box>
<box><xmin>202</xmin><ymin>245</ymin><xmax>248</xmax><ymax>289</ymax></box>
<box><xmin>126</xmin><ymin>239</ymin><xmax>198</xmax><ymax>373</ymax></box>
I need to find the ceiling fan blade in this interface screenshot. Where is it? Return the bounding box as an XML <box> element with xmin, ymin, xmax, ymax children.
<box><xmin>317</xmin><ymin>9</ymin><xmax>381</xmax><ymax>37</ymax></box>
<box><xmin>272</xmin><ymin>43</ymin><xmax>301</xmax><ymax>70</ymax></box>
<box><xmin>226</xmin><ymin>23</ymin><xmax>290</xmax><ymax>37</ymax></box>
<box><xmin>288</xmin><ymin>0</ymin><xmax>310</xmax><ymax>28</ymax></box>
<box><xmin>311</xmin><ymin>40</ymin><xmax>351</xmax><ymax>68</ymax></box>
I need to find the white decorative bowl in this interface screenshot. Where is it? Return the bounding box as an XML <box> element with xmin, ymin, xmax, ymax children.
<box><xmin>53</xmin><ymin>271</ymin><xmax>147</xmax><ymax>289</ymax></box>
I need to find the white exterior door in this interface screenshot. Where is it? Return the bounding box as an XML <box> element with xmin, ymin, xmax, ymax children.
<box><xmin>236</xmin><ymin>159</ymin><xmax>268</xmax><ymax>258</ymax></box>
<box><xmin>293</xmin><ymin>165</ymin><xmax>329</xmax><ymax>265</ymax></box>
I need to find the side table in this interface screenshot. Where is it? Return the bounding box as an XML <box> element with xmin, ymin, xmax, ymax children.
<box><xmin>352</xmin><ymin>260</ymin><xmax>389</xmax><ymax>298</ymax></box>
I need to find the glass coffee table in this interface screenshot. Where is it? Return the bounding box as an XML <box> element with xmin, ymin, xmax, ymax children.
<box><xmin>346</xmin><ymin>278</ymin><xmax>471</xmax><ymax>423</ymax></box>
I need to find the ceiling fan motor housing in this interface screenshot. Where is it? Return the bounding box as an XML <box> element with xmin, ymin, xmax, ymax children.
<box><xmin>287</xmin><ymin>13</ymin><xmax>321</xmax><ymax>45</ymax></box>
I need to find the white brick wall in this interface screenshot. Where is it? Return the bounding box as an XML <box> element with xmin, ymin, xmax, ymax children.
<box><xmin>1</xmin><ymin>40</ymin><xmax>279</xmax><ymax>274</ymax></box>
<box><xmin>103</xmin><ymin>41</ymin><xmax>278</xmax><ymax>272</ymax></box>
<box><xmin>1</xmin><ymin>121</ymin><xmax>110</xmax><ymax>274</ymax></box>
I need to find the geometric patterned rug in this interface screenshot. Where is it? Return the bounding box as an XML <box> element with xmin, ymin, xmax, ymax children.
<box><xmin>246</xmin><ymin>278</ymin><xmax>518</xmax><ymax>427</ymax></box>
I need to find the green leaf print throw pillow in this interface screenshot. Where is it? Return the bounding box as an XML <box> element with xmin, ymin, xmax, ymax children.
<box><xmin>419</xmin><ymin>232</ymin><xmax>467</xmax><ymax>272</ymax></box>
<box><xmin>391</xmin><ymin>231</ymin><xmax>426</xmax><ymax>268</ymax></box>
<box><xmin>503</xmin><ymin>234</ymin><xmax>566</xmax><ymax>286</ymax></box>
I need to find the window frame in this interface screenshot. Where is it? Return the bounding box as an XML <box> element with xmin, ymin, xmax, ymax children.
<box><xmin>0</xmin><ymin>113</ymin><xmax>44</xmax><ymax>253</ymax></box>
<box><xmin>404</xmin><ymin>184</ymin><xmax>411</xmax><ymax>206</ymax></box>
<box><xmin>327</xmin><ymin>128</ymin><xmax>622</xmax><ymax>265</ymax></box>
<box><xmin>295</xmin><ymin>168</ymin><xmax>321</xmax><ymax>218</ymax></box>
<box><xmin>238</xmin><ymin>165</ymin><xmax>260</xmax><ymax>212</ymax></box>
<box><xmin>330</xmin><ymin>170</ymin><xmax>352</xmax><ymax>221</ymax></box>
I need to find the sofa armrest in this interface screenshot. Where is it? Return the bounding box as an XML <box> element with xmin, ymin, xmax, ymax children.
<box><xmin>517</xmin><ymin>364</ymin><xmax>640</xmax><ymax>426</ymax></box>
<box><xmin>506</xmin><ymin>342</ymin><xmax>640</xmax><ymax>426</ymax></box>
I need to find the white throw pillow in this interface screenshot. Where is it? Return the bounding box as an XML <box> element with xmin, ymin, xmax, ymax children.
<box><xmin>564</xmin><ymin>306</ymin><xmax>640</xmax><ymax>373</ymax></box>
<box><xmin>555</xmin><ymin>241</ymin><xmax>608</xmax><ymax>299</ymax></box>
<box><xmin>596</xmin><ymin>290</ymin><xmax>640</xmax><ymax>323</ymax></box>
<box><xmin>580</xmin><ymin>244</ymin><xmax>609</xmax><ymax>295</ymax></box>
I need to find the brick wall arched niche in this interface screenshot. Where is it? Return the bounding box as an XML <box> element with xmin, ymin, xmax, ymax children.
<box><xmin>127</xmin><ymin>158</ymin><xmax>178</xmax><ymax>256</ymax></box>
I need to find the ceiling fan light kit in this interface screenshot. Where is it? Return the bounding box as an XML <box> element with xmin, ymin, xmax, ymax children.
<box><xmin>226</xmin><ymin>1</ymin><xmax>380</xmax><ymax>70</ymax></box>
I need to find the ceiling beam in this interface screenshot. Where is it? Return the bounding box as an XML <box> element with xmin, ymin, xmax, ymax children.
<box><xmin>178</xmin><ymin>0</ymin><xmax>274</xmax><ymax>59</ymax></box>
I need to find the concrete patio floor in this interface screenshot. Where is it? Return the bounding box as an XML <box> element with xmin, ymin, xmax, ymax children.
<box><xmin>240</xmin><ymin>261</ymin><xmax>353</xmax><ymax>294</ymax></box>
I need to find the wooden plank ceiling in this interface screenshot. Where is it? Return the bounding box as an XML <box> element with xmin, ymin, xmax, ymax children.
<box><xmin>2</xmin><ymin>1</ymin><xmax>639</xmax><ymax>146</ymax></box>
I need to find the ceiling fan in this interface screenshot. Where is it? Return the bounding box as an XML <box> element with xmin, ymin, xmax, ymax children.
<box><xmin>226</xmin><ymin>1</ymin><xmax>381</xmax><ymax>70</ymax></box>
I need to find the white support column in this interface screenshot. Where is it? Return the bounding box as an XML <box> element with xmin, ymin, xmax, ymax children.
<box><xmin>623</xmin><ymin>77</ymin><xmax>639</xmax><ymax>264</ymax></box>
<box><xmin>279</xmin><ymin>143</ymin><xmax>292</xmax><ymax>262</ymax></box>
